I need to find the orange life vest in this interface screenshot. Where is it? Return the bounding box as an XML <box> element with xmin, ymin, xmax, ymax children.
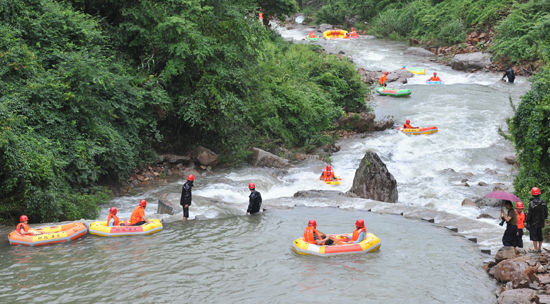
<box><xmin>309</xmin><ymin>32</ymin><xmax>315</xmax><ymax>38</ymax></box>
<box><xmin>351</xmin><ymin>227</ymin><xmax>367</xmax><ymax>242</ymax></box>
<box><xmin>16</xmin><ymin>223</ymin><xmax>30</xmax><ymax>235</ymax></box>
<box><xmin>107</xmin><ymin>214</ymin><xmax>120</xmax><ymax>226</ymax></box>
<box><xmin>304</xmin><ymin>226</ymin><xmax>322</xmax><ymax>244</ymax></box>
<box><xmin>429</xmin><ymin>76</ymin><xmax>441</xmax><ymax>81</ymax></box>
<box><xmin>379</xmin><ymin>74</ymin><xmax>387</xmax><ymax>85</ymax></box>
<box><xmin>516</xmin><ymin>210</ymin><xmax>525</xmax><ymax>229</ymax></box>
<box><xmin>130</xmin><ymin>206</ymin><xmax>145</xmax><ymax>225</ymax></box>
<box><xmin>322</xmin><ymin>168</ymin><xmax>334</xmax><ymax>181</ymax></box>
<box><xmin>403</xmin><ymin>123</ymin><xmax>412</xmax><ymax>129</ymax></box>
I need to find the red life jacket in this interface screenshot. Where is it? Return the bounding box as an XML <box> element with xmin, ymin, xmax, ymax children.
<box><xmin>304</xmin><ymin>226</ymin><xmax>322</xmax><ymax>244</ymax></box>
<box><xmin>16</xmin><ymin>223</ymin><xmax>30</xmax><ymax>235</ymax></box>
<box><xmin>351</xmin><ymin>227</ymin><xmax>367</xmax><ymax>242</ymax></box>
<box><xmin>107</xmin><ymin>214</ymin><xmax>119</xmax><ymax>226</ymax></box>
<box><xmin>403</xmin><ymin>123</ymin><xmax>413</xmax><ymax>129</ymax></box>
<box><xmin>429</xmin><ymin>76</ymin><xmax>441</xmax><ymax>81</ymax></box>
<box><xmin>322</xmin><ymin>168</ymin><xmax>334</xmax><ymax>181</ymax></box>
<box><xmin>379</xmin><ymin>74</ymin><xmax>387</xmax><ymax>85</ymax></box>
<box><xmin>516</xmin><ymin>210</ymin><xmax>525</xmax><ymax>229</ymax></box>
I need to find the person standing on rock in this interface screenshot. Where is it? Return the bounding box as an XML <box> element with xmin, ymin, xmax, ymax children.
<box><xmin>379</xmin><ymin>72</ymin><xmax>389</xmax><ymax>87</ymax></box>
<box><xmin>500</xmin><ymin>200</ymin><xmax>518</xmax><ymax>247</ymax></box>
<box><xmin>246</xmin><ymin>183</ymin><xmax>262</xmax><ymax>215</ymax></box>
<box><xmin>515</xmin><ymin>201</ymin><xmax>525</xmax><ymax>248</ymax></box>
<box><xmin>526</xmin><ymin>187</ymin><xmax>547</xmax><ymax>252</ymax></box>
<box><xmin>501</xmin><ymin>67</ymin><xmax>515</xmax><ymax>83</ymax></box>
<box><xmin>180</xmin><ymin>174</ymin><xmax>194</xmax><ymax>222</ymax></box>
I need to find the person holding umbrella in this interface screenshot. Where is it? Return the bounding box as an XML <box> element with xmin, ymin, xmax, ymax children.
<box><xmin>500</xmin><ymin>200</ymin><xmax>518</xmax><ymax>247</ymax></box>
<box><xmin>526</xmin><ymin>187</ymin><xmax>547</xmax><ymax>253</ymax></box>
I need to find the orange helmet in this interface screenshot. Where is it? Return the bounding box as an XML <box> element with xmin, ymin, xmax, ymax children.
<box><xmin>308</xmin><ymin>219</ymin><xmax>317</xmax><ymax>227</ymax></box>
<box><xmin>139</xmin><ymin>199</ymin><xmax>147</xmax><ymax>207</ymax></box>
<box><xmin>355</xmin><ymin>219</ymin><xmax>365</xmax><ymax>228</ymax></box>
<box><xmin>20</xmin><ymin>215</ymin><xmax>28</xmax><ymax>222</ymax></box>
<box><xmin>531</xmin><ymin>187</ymin><xmax>541</xmax><ymax>196</ymax></box>
<box><xmin>187</xmin><ymin>174</ymin><xmax>195</xmax><ymax>182</ymax></box>
<box><xmin>516</xmin><ymin>201</ymin><xmax>524</xmax><ymax>209</ymax></box>
<box><xmin>249</xmin><ymin>183</ymin><xmax>255</xmax><ymax>190</ymax></box>
<box><xmin>109</xmin><ymin>207</ymin><xmax>118</xmax><ymax>215</ymax></box>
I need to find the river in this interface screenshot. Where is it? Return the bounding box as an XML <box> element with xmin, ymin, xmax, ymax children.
<box><xmin>1</xmin><ymin>25</ymin><xmax>532</xmax><ymax>303</ymax></box>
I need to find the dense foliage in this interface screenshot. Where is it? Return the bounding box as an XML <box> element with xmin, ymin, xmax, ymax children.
<box><xmin>0</xmin><ymin>0</ymin><xmax>366</xmax><ymax>223</ymax></box>
<box><xmin>510</xmin><ymin>67</ymin><xmax>550</xmax><ymax>204</ymax></box>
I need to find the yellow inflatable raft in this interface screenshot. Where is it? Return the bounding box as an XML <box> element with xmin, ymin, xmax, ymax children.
<box><xmin>8</xmin><ymin>222</ymin><xmax>88</xmax><ymax>246</ymax></box>
<box><xmin>325</xmin><ymin>176</ymin><xmax>342</xmax><ymax>185</ymax></box>
<box><xmin>292</xmin><ymin>232</ymin><xmax>381</xmax><ymax>256</ymax></box>
<box><xmin>89</xmin><ymin>219</ymin><xmax>162</xmax><ymax>237</ymax></box>
<box><xmin>323</xmin><ymin>30</ymin><xmax>349</xmax><ymax>40</ymax></box>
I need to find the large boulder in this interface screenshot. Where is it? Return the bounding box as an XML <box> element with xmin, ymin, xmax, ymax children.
<box><xmin>404</xmin><ymin>47</ymin><xmax>434</xmax><ymax>57</ymax></box>
<box><xmin>157</xmin><ymin>194</ymin><xmax>182</xmax><ymax>215</ymax></box>
<box><xmin>249</xmin><ymin>147</ymin><xmax>290</xmax><ymax>168</ymax></box>
<box><xmin>293</xmin><ymin>190</ymin><xmax>347</xmax><ymax>198</ymax></box>
<box><xmin>387</xmin><ymin>69</ymin><xmax>414</xmax><ymax>84</ymax></box>
<box><xmin>193</xmin><ymin>146</ymin><xmax>218</xmax><ymax>167</ymax></box>
<box><xmin>348</xmin><ymin>151</ymin><xmax>398</xmax><ymax>203</ymax></box>
<box><xmin>451</xmin><ymin>52</ymin><xmax>492</xmax><ymax>71</ymax></box>
<box><xmin>497</xmin><ymin>289</ymin><xmax>538</xmax><ymax>304</ymax></box>
<box><xmin>474</xmin><ymin>197</ymin><xmax>503</xmax><ymax>208</ymax></box>
<box><xmin>337</xmin><ymin>112</ymin><xmax>394</xmax><ymax>132</ymax></box>
<box><xmin>495</xmin><ymin>246</ymin><xmax>518</xmax><ymax>263</ymax></box>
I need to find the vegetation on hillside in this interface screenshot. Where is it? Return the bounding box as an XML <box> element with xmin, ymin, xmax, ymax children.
<box><xmin>0</xmin><ymin>0</ymin><xmax>367</xmax><ymax>223</ymax></box>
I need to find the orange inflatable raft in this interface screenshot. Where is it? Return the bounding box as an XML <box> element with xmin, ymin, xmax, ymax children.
<box><xmin>8</xmin><ymin>222</ymin><xmax>88</xmax><ymax>246</ymax></box>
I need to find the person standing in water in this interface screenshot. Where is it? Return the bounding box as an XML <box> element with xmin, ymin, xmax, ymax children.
<box><xmin>246</xmin><ymin>183</ymin><xmax>262</xmax><ymax>215</ymax></box>
<box><xmin>180</xmin><ymin>174</ymin><xmax>194</xmax><ymax>222</ymax></box>
<box><xmin>502</xmin><ymin>67</ymin><xmax>515</xmax><ymax>83</ymax></box>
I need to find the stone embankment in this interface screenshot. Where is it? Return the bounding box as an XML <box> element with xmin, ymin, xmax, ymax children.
<box><xmin>485</xmin><ymin>247</ymin><xmax>550</xmax><ymax>304</ymax></box>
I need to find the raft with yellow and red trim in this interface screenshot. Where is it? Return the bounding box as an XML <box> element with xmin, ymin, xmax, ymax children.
<box><xmin>292</xmin><ymin>232</ymin><xmax>381</xmax><ymax>256</ymax></box>
<box><xmin>398</xmin><ymin>126</ymin><xmax>438</xmax><ymax>135</ymax></box>
<box><xmin>323</xmin><ymin>30</ymin><xmax>349</xmax><ymax>40</ymax></box>
<box><xmin>8</xmin><ymin>222</ymin><xmax>87</xmax><ymax>246</ymax></box>
<box><xmin>89</xmin><ymin>219</ymin><xmax>162</xmax><ymax>237</ymax></box>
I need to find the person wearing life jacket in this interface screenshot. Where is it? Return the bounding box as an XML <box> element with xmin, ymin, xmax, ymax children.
<box><xmin>320</xmin><ymin>164</ymin><xmax>336</xmax><ymax>182</ymax></box>
<box><xmin>308</xmin><ymin>31</ymin><xmax>316</xmax><ymax>39</ymax></box>
<box><xmin>515</xmin><ymin>201</ymin><xmax>525</xmax><ymax>248</ymax></box>
<box><xmin>16</xmin><ymin>215</ymin><xmax>35</xmax><ymax>236</ymax></box>
<box><xmin>350</xmin><ymin>27</ymin><xmax>359</xmax><ymax>38</ymax></box>
<box><xmin>130</xmin><ymin>200</ymin><xmax>147</xmax><ymax>226</ymax></box>
<box><xmin>246</xmin><ymin>183</ymin><xmax>263</xmax><ymax>215</ymax></box>
<box><xmin>526</xmin><ymin>187</ymin><xmax>547</xmax><ymax>252</ymax></box>
<box><xmin>402</xmin><ymin>119</ymin><xmax>415</xmax><ymax>129</ymax></box>
<box><xmin>180</xmin><ymin>174</ymin><xmax>194</xmax><ymax>222</ymax></box>
<box><xmin>303</xmin><ymin>219</ymin><xmax>333</xmax><ymax>245</ymax></box>
<box><xmin>427</xmin><ymin>72</ymin><xmax>441</xmax><ymax>82</ymax></box>
<box><xmin>107</xmin><ymin>207</ymin><xmax>120</xmax><ymax>227</ymax></box>
<box><xmin>379</xmin><ymin>72</ymin><xmax>389</xmax><ymax>87</ymax></box>
<box><xmin>341</xmin><ymin>219</ymin><xmax>367</xmax><ymax>244</ymax></box>
<box><xmin>344</xmin><ymin>32</ymin><xmax>351</xmax><ymax>39</ymax></box>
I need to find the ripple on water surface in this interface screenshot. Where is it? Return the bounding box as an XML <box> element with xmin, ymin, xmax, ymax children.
<box><xmin>0</xmin><ymin>208</ymin><xmax>495</xmax><ymax>303</ymax></box>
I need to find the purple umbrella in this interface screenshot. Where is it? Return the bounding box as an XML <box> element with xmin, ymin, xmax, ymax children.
<box><xmin>485</xmin><ymin>191</ymin><xmax>520</xmax><ymax>202</ymax></box>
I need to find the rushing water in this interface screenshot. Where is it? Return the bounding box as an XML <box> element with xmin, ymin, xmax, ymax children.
<box><xmin>3</xmin><ymin>25</ymin><xmax>533</xmax><ymax>303</ymax></box>
<box><xmin>1</xmin><ymin>208</ymin><xmax>495</xmax><ymax>303</ymax></box>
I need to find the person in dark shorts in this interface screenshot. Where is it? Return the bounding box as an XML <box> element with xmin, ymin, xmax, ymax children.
<box><xmin>180</xmin><ymin>174</ymin><xmax>194</xmax><ymax>222</ymax></box>
<box><xmin>246</xmin><ymin>183</ymin><xmax>262</xmax><ymax>215</ymax></box>
<box><xmin>500</xmin><ymin>200</ymin><xmax>518</xmax><ymax>246</ymax></box>
<box><xmin>526</xmin><ymin>187</ymin><xmax>547</xmax><ymax>252</ymax></box>
<box><xmin>515</xmin><ymin>201</ymin><xmax>525</xmax><ymax>248</ymax></box>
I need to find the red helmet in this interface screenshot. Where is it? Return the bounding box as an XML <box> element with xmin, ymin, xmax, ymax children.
<box><xmin>109</xmin><ymin>207</ymin><xmax>118</xmax><ymax>215</ymax></box>
<box><xmin>355</xmin><ymin>219</ymin><xmax>365</xmax><ymax>228</ymax></box>
<box><xmin>406</xmin><ymin>120</ymin><xmax>410</xmax><ymax>124</ymax></box>
<box><xmin>139</xmin><ymin>199</ymin><xmax>147</xmax><ymax>207</ymax></box>
<box><xmin>327</xmin><ymin>165</ymin><xmax>332</xmax><ymax>170</ymax></box>
<box><xmin>434</xmin><ymin>72</ymin><xmax>437</xmax><ymax>75</ymax></box>
<box><xmin>249</xmin><ymin>183</ymin><xmax>255</xmax><ymax>190</ymax></box>
<box><xmin>187</xmin><ymin>174</ymin><xmax>195</xmax><ymax>182</ymax></box>
<box><xmin>20</xmin><ymin>215</ymin><xmax>28</xmax><ymax>222</ymax></box>
<box><xmin>308</xmin><ymin>219</ymin><xmax>317</xmax><ymax>227</ymax></box>
<box><xmin>516</xmin><ymin>201</ymin><xmax>524</xmax><ymax>209</ymax></box>
<box><xmin>531</xmin><ymin>187</ymin><xmax>541</xmax><ymax>196</ymax></box>
<box><xmin>385</xmin><ymin>72</ymin><xmax>389</xmax><ymax>75</ymax></box>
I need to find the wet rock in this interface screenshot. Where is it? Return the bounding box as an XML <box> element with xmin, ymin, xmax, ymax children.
<box><xmin>479</xmin><ymin>181</ymin><xmax>489</xmax><ymax>186</ymax></box>
<box><xmin>461</xmin><ymin>198</ymin><xmax>476</xmax><ymax>207</ymax></box>
<box><xmin>477</xmin><ymin>213</ymin><xmax>495</xmax><ymax>219</ymax></box>
<box><xmin>362</xmin><ymin>70</ymin><xmax>380</xmax><ymax>84</ymax></box>
<box><xmin>497</xmin><ymin>289</ymin><xmax>538</xmax><ymax>304</ymax></box>
<box><xmin>475</xmin><ymin>197</ymin><xmax>503</xmax><ymax>208</ymax></box>
<box><xmin>451</xmin><ymin>52</ymin><xmax>492</xmax><ymax>72</ymax></box>
<box><xmin>464</xmin><ymin>182</ymin><xmax>470</xmax><ymax>187</ymax></box>
<box><xmin>485</xmin><ymin>168</ymin><xmax>498</xmax><ymax>175</ymax></box>
<box><xmin>495</xmin><ymin>246</ymin><xmax>518</xmax><ymax>263</ymax></box>
<box><xmin>442</xmin><ymin>168</ymin><xmax>456</xmax><ymax>173</ymax></box>
<box><xmin>348</xmin><ymin>151</ymin><xmax>398</xmax><ymax>203</ymax></box>
<box><xmin>293</xmin><ymin>190</ymin><xmax>347</xmax><ymax>198</ymax></box>
<box><xmin>404</xmin><ymin>47</ymin><xmax>434</xmax><ymax>57</ymax></box>
<box><xmin>464</xmin><ymin>172</ymin><xmax>474</xmax><ymax>177</ymax></box>
<box><xmin>249</xmin><ymin>147</ymin><xmax>290</xmax><ymax>168</ymax></box>
<box><xmin>387</xmin><ymin>69</ymin><xmax>414</xmax><ymax>84</ymax></box>
<box><xmin>157</xmin><ymin>194</ymin><xmax>182</xmax><ymax>215</ymax></box>
<box><xmin>193</xmin><ymin>146</ymin><xmax>218</xmax><ymax>167</ymax></box>
<box><xmin>461</xmin><ymin>178</ymin><xmax>469</xmax><ymax>183</ymax></box>
<box><xmin>336</xmin><ymin>112</ymin><xmax>394</xmax><ymax>132</ymax></box>
<box><xmin>504</xmin><ymin>155</ymin><xmax>517</xmax><ymax>165</ymax></box>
